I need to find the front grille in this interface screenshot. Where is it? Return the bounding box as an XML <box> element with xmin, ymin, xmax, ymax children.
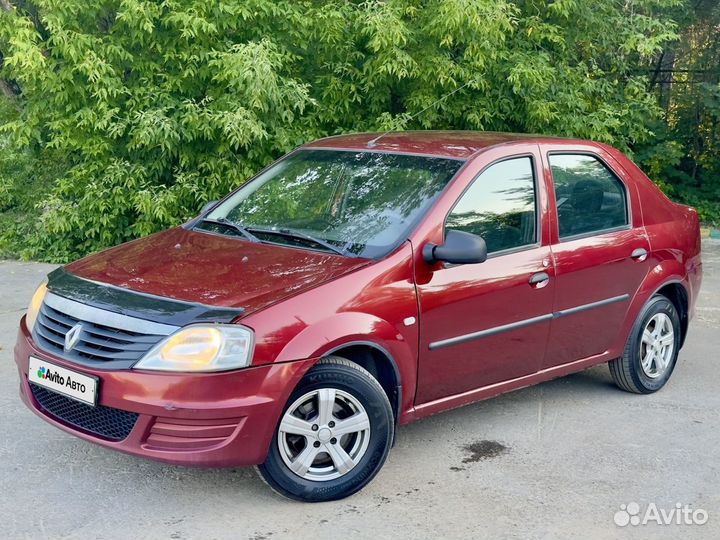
<box><xmin>30</xmin><ymin>384</ymin><xmax>139</xmax><ymax>441</ymax></box>
<box><xmin>34</xmin><ymin>301</ymin><xmax>165</xmax><ymax>365</ymax></box>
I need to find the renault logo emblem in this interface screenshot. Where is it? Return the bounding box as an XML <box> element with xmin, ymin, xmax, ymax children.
<box><xmin>64</xmin><ymin>323</ymin><xmax>83</xmax><ymax>352</ymax></box>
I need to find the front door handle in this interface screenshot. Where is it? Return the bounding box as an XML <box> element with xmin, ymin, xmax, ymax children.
<box><xmin>631</xmin><ymin>248</ymin><xmax>648</xmax><ymax>262</ymax></box>
<box><xmin>529</xmin><ymin>272</ymin><xmax>550</xmax><ymax>288</ymax></box>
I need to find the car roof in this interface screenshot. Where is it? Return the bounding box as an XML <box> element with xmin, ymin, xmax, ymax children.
<box><xmin>302</xmin><ymin>131</ymin><xmax>584</xmax><ymax>160</ymax></box>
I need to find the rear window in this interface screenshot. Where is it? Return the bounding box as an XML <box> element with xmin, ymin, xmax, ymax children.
<box><xmin>549</xmin><ymin>154</ymin><xmax>629</xmax><ymax>239</ymax></box>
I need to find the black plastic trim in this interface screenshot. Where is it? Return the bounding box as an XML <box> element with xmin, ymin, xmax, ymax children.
<box><xmin>429</xmin><ymin>314</ymin><xmax>554</xmax><ymax>351</ymax></box>
<box><xmin>47</xmin><ymin>268</ymin><xmax>244</xmax><ymax>327</ymax></box>
<box><xmin>553</xmin><ymin>294</ymin><xmax>630</xmax><ymax>319</ymax></box>
<box><xmin>556</xmin><ymin>224</ymin><xmax>632</xmax><ymax>243</ymax></box>
<box><xmin>429</xmin><ymin>293</ymin><xmax>631</xmax><ymax>350</ymax></box>
<box><xmin>30</xmin><ymin>383</ymin><xmax>138</xmax><ymax>441</ymax></box>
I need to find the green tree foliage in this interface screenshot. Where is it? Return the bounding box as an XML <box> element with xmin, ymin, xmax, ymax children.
<box><xmin>0</xmin><ymin>97</ymin><xmax>68</xmax><ymax>258</ymax></box>
<box><xmin>636</xmin><ymin>0</ymin><xmax>720</xmax><ymax>224</ymax></box>
<box><xmin>0</xmin><ymin>0</ymin><xmax>686</xmax><ymax>261</ymax></box>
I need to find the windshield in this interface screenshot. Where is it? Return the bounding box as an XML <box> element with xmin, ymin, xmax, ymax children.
<box><xmin>199</xmin><ymin>149</ymin><xmax>463</xmax><ymax>258</ymax></box>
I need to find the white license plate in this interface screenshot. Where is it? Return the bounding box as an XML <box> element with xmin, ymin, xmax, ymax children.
<box><xmin>28</xmin><ymin>356</ymin><xmax>98</xmax><ymax>406</ymax></box>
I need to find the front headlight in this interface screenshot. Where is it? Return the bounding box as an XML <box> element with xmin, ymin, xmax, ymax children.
<box><xmin>26</xmin><ymin>279</ymin><xmax>48</xmax><ymax>331</ymax></box>
<box><xmin>133</xmin><ymin>325</ymin><xmax>254</xmax><ymax>372</ymax></box>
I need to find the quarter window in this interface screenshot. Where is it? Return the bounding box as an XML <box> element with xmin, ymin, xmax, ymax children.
<box><xmin>446</xmin><ymin>157</ymin><xmax>537</xmax><ymax>254</ymax></box>
<box><xmin>549</xmin><ymin>154</ymin><xmax>629</xmax><ymax>239</ymax></box>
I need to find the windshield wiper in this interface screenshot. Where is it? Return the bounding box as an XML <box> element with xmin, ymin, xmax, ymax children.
<box><xmin>198</xmin><ymin>218</ymin><xmax>260</xmax><ymax>243</ymax></box>
<box><xmin>247</xmin><ymin>227</ymin><xmax>354</xmax><ymax>257</ymax></box>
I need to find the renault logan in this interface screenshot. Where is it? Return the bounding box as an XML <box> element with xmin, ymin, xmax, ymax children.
<box><xmin>15</xmin><ymin>132</ymin><xmax>702</xmax><ymax>501</ymax></box>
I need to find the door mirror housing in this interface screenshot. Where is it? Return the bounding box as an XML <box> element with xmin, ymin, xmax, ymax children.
<box><xmin>199</xmin><ymin>200</ymin><xmax>219</xmax><ymax>215</ymax></box>
<box><xmin>423</xmin><ymin>229</ymin><xmax>488</xmax><ymax>265</ymax></box>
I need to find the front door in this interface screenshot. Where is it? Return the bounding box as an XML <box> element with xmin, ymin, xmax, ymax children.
<box><xmin>415</xmin><ymin>155</ymin><xmax>555</xmax><ymax>404</ymax></box>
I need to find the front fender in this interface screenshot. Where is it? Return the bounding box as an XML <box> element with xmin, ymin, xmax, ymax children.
<box><xmin>274</xmin><ymin>311</ymin><xmax>417</xmax><ymax>420</ymax></box>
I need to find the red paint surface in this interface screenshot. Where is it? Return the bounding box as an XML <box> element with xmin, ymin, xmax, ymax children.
<box><xmin>66</xmin><ymin>227</ymin><xmax>370</xmax><ymax>314</ymax></box>
<box><xmin>15</xmin><ymin>132</ymin><xmax>702</xmax><ymax>467</ymax></box>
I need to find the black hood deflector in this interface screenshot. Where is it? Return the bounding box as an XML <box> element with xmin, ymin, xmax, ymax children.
<box><xmin>47</xmin><ymin>268</ymin><xmax>244</xmax><ymax>327</ymax></box>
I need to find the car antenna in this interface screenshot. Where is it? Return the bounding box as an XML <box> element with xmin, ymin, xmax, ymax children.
<box><xmin>366</xmin><ymin>79</ymin><xmax>477</xmax><ymax>148</ymax></box>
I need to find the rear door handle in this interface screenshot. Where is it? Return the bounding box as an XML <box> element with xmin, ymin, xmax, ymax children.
<box><xmin>631</xmin><ymin>248</ymin><xmax>648</xmax><ymax>262</ymax></box>
<box><xmin>529</xmin><ymin>272</ymin><xmax>550</xmax><ymax>288</ymax></box>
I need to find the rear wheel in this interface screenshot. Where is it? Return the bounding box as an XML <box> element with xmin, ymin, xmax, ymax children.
<box><xmin>609</xmin><ymin>295</ymin><xmax>681</xmax><ymax>394</ymax></box>
<box><xmin>258</xmin><ymin>357</ymin><xmax>394</xmax><ymax>502</ymax></box>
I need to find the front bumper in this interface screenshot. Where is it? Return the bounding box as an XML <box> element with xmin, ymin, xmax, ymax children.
<box><xmin>14</xmin><ymin>318</ymin><xmax>316</xmax><ymax>467</ymax></box>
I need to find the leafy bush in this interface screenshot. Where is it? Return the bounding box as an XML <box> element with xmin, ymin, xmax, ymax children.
<box><xmin>0</xmin><ymin>0</ymin><xmax>684</xmax><ymax>261</ymax></box>
<box><xmin>0</xmin><ymin>98</ymin><xmax>68</xmax><ymax>258</ymax></box>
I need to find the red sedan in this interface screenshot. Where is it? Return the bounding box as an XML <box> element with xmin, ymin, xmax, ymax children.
<box><xmin>15</xmin><ymin>132</ymin><xmax>702</xmax><ymax>501</ymax></box>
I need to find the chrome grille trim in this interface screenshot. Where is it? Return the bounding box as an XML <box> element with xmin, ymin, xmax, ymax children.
<box><xmin>44</xmin><ymin>292</ymin><xmax>179</xmax><ymax>335</ymax></box>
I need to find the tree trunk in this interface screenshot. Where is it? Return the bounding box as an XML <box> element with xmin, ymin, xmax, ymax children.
<box><xmin>658</xmin><ymin>49</ymin><xmax>676</xmax><ymax>113</ymax></box>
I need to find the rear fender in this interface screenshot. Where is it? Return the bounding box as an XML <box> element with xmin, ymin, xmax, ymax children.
<box><xmin>612</xmin><ymin>259</ymin><xmax>688</xmax><ymax>354</ymax></box>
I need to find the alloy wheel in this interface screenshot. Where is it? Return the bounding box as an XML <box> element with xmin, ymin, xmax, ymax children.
<box><xmin>640</xmin><ymin>313</ymin><xmax>675</xmax><ymax>379</ymax></box>
<box><xmin>278</xmin><ymin>388</ymin><xmax>371</xmax><ymax>481</ymax></box>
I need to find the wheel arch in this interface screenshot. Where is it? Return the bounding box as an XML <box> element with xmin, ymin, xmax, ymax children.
<box><xmin>653</xmin><ymin>281</ymin><xmax>689</xmax><ymax>348</ymax></box>
<box><xmin>622</xmin><ymin>262</ymin><xmax>690</xmax><ymax>353</ymax></box>
<box><xmin>273</xmin><ymin>311</ymin><xmax>417</xmax><ymax>425</ymax></box>
<box><xmin>324</xmin><ymin>341</ymin><xmax>403</xmax><ymax>429</ymax></box>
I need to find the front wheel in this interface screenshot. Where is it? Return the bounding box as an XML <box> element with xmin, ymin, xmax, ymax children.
<box><xmin>609</xmin><ymin>295</ymin><xmax>681</xmax><ymax>394</ymax></box>
<box><xmin>258</xmin><ymin>357</ymin><xmax>394</xmax><ymax>502</ymax></box>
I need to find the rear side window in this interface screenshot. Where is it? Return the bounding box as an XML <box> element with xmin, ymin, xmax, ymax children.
<box><xmin>549</xmin><ymin>154</ymin><xmax>629</xmax><ymax>239</ymax></box>
<box><xmin>446</xmin><ymin>157</ymin><xmax>537</xmax><ymax>254</ymax></box>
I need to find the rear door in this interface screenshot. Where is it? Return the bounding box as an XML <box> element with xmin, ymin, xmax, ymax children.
<box><xmin>541</xmin><ymin>148</ymin><xmax>651</xmax><ymax>368</ymax></box>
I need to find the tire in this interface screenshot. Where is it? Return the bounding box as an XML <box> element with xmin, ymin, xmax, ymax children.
<box><xmin>609</xmin><ymin>295</ymin><xmax>681</xmax><ymax>394</ymax></box>
<box><xmin>258</xmin><ymin>357</ymin><xmax>394</xmax><ymax>502</ymax></box>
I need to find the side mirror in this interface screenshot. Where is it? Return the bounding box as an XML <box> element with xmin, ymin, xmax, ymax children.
<box><xmin>423</xmin><ymin>229</ymin><xmax>487</xmax><ymax>265</ymax></box>
<box><xmin>199</xmin><ymin>200</ymin><xmax>219</xmax><ymax>215</ymax></box>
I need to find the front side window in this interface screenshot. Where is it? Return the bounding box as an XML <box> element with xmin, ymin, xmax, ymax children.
<box><xmin>445</xmin><ymin>157</ymin><xmax>537</xmax><ymax>254</ymax></box>
<box><xmin>200</xmin><ymin>149</ymin><xmax>463</xmax><ymax>258</ymax></box>
<box><xmin>549</xmin><ymin>154</ymin><xmax>629</xmax><ymax>239</ymax></box>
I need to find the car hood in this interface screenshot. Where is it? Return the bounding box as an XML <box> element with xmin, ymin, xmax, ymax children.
<box><xmin>64</xmin><ymin>227</ymin><xmax>372</xmax><ymax>315</ymax></box>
